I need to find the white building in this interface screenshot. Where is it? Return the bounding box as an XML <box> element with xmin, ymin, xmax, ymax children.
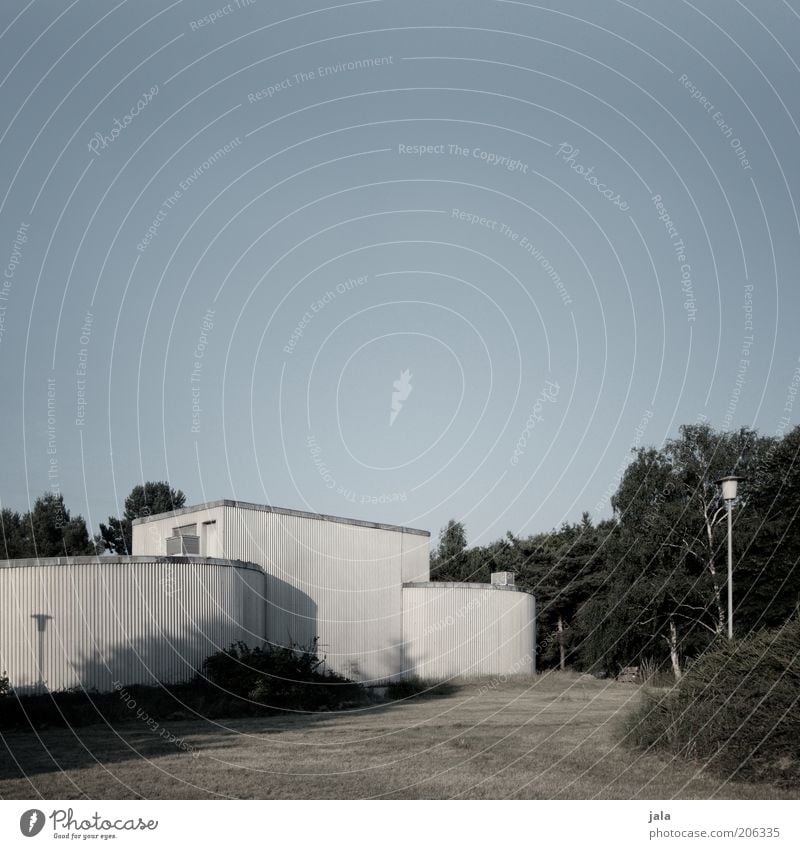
<box><xmin>0</xmin><ymin>555</ymin><xmax>264</xmax><ymax>693</ymax></box>
<box><xmin>0</xmin><ymin>500</ymin><xmax>535</xmax><ymax>693</ymax></box>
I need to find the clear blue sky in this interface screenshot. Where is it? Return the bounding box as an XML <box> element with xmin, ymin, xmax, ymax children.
<box><xmin>1</xmin><ymin>0</ymin><xmax>798</xmax><ymax>546</ymax></box>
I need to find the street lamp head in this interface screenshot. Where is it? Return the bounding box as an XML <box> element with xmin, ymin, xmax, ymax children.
<box><xmin>715</xmin><ymin>474</ymin><xmax>745</xmax><ymax>502</ymax></box>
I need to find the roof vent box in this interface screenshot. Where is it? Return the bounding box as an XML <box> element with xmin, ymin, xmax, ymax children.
<box><xmin>490</xmin><ymin>571</ymin><xmax>515</xmax><ymax>587</ymax></box>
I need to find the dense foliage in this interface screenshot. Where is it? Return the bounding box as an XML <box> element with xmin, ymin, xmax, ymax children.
<box><xmin>1</xmin><ymin>482</ymin><xmax>187</xmax><ymax>559</ymax></box>
<box><xmin>0</xmin><ymin>493</ymin><xmax>96</xmax><ymax>558</ymax></box>
<box><xmin>202</xmin><ymin>641</ymin><xmax>365</xmax><ymax>711</ymax></box>
<box><xmin>0</xmin><ymin>642</ymin><xmax>366</xmax><ymax>731</ymax></box>
<box><xmin>98</xmin><ymin>481</ymin><xmax>186</xmax><ymax>554</ymax></box>
<box><xmin>625</xmin><ymin>619</ymin><xmax>800</xmax><ymax>785</ymax></box>
<box><xmin>436</xmin><ymin>423</ymin><xmax>800</xmax><ymax>678</ymax></box>
<box><xmin>384</xmin><ymin>676</ymin><xmax>456</xmax><ymax>700</ymax></box>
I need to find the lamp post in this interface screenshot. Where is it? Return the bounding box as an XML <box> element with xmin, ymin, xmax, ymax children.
<box><xmin>715</xmin><ymin>475</ymin><xmax>745</xmax><ymax>640</ymax></box>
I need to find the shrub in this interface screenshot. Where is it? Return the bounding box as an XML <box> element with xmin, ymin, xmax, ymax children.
<box><xmin>625</xmin><ymin>619</ymin><xmax>800</xmax><ymax>786</ymax></box>
<box><xmin>202</xmin><ymin>641</ymin><xmax>365</xmax><ymax>711</ymax></box>
<box><xmin>0</xmin><ymin>670</ymin><xmax>10</xmax><ymax>697</ymax></box>
<box><xmin>384</xmin><ymin>675</ymin><xmax>456</xmax><ymax>700</ymax></box>
<box><xmin>0</xmin><ymin>642</ymin><xmax>366</xmax><ymax>732</ymax></box>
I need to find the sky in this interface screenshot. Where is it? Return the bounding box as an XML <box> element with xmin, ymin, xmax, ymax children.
<box><xmin>1</xmin><ymin>0</ymin><xmax>799</xmax><ymax>547</ymax></box>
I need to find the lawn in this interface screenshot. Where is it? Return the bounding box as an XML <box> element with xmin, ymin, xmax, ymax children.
<box><xmin>1</xmin><ymin>672</ymin><xmax>796</xmax><ymax>799</ymax></box>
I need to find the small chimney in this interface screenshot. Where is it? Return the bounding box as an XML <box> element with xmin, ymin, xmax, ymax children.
<box><xmin>491</xmin><ymin>571</ymin><xmax>514</xmax><ymax>587</ymax></box>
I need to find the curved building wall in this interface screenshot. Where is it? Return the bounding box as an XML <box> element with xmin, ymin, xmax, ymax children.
<box><xmin>0</xmin><ymin>556</ymin><xmax>265</xmax><ymax>694</ymax></box>
<box><xmin>402</xmin><ymin>583</ymin><xmax>536</xmax><ymax>680</ymax></box>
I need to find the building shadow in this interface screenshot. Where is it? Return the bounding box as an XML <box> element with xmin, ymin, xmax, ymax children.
<box><xmin>0</xmin><ymin>633</ymin><xmax>464</xmax><ymax>784</ymax></box>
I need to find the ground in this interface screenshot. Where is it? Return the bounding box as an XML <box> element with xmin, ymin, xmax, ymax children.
<box><xmin>1</xmin><ymin>672</ymin><xmax>796</xmax><ymax>800</ymax></box>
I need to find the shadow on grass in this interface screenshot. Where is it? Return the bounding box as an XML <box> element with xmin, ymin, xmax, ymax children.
<box><xmin>0</xmin><ymin>678</ymin><xmax>468</xmax><ymax>781</ymax></box>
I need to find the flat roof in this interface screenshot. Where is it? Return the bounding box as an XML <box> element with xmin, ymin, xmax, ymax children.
<box><xmin>0</xmin><ymin>556</ymin><xmax>263</xmax><ymax>573</ymax></box>
<box><xmin>403</xmin><ymin>581</ymin><xmax>533</xmax><ymax>594</ymax></box>
<box><xmin>131</xmin><ymin>499</ymin><xmax>430</xmax><ymax>537</ymax></box>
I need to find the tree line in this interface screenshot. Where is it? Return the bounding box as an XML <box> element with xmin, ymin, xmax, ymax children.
<box><xmin>431</xmin><ymin>423</ymin><xmax>800</xmax><ymax>678</ymax></box>
<box><xmin>3</xmin><ymin>422</ymin><xmax>798</xmax><ymax>678</ymax></box>
<box><xmin>0</xmin><ymin>482</ymin><xmax>185</xmax><ymax>559</ymax></box>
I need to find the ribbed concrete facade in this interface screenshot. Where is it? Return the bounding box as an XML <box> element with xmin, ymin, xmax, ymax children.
<box><xmin>133</xmin><ymin>500</ymin><xmax>430</xmax><ymax>683</ymax></box>
<box><xmin>0</xmin><ymin>556</ymin><xmax>264</xmax><ymax>693</ymax></box>
<box><xmin>402</xmin><ymin>583</ymin><xmax>536</xmax><ymax>679</ymax></box>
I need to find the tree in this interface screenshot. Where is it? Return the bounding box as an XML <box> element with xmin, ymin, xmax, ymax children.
<box><xmin>579</xmin><ymin>425</ymin><xmax>778</xmax><ymax>678</ymax></box>
<box><xmin>659</xmin><ymin>424</ymin><xmax>769</xmax><ymax>637</ymax></box>
<box><xmin>510</xmin><ymin>516</ymin><xmax>609</xmax><ymax>671</ymax></box>
<box><xmin>430</xmin><ymin>519</ymin><xmax>468</xmax><ymax>580</ymax></box>
<box><xmin>28</xmin><ymin>493</ymin><xmax>97</xmax><ymax>556</ymax></box>
<box><xmin>99</xmin><ymin>482</ymin><xmax>186</xmax><ymax>555</ymax></box>
<box><xmin>0</xmin><ymin>494</ymin><xmax>97</xmax><ymax>558</ymax></box>
<box><xmin>735</xmin><ymin>424</ymin><xmax>800</xmax><ymax>630</ymax></box>
<box><xmin>0</xmin><ymin>508</ymin><xmax>25</xmax><ymax>559</ymax></box>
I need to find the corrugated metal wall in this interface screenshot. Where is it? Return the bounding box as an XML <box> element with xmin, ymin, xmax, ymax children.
<box><xmin>402</xmin><ymin>584</ymin><xmax>536</xmax><ymax>680</ymax></box>
<box><xmin>132</xmin><ymin>506</ymin><xmax>224</xmax><ymax>557</ymax></box>
<box><xmin>400</xmin><ymin>531</ymin><xmax>431</xmax><ymax>583</ymax></box>
<box><xmin>132</xmin><ymin>503</ymin><xmax>431</xmax><ymax>683</ymax></box>
<box><xmin>0</xmin><ymin>557</ymin><xmax>265</xmax><ymax>693</ymax></box>
<box><xmin>128</xmin><ymin>503</ymin><xmax>537</xmax><ymax>684</ymax></box>
<box><xmin>221</xmin><ymin>506</ymin><xmax>408</xmax><ymax>683</ymax></box>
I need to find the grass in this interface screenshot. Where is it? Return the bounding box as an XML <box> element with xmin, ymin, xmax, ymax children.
<box><xmin>1</xmin><ymin>671</ymin><xmax>797</xmax><ymax>800</ymax></box>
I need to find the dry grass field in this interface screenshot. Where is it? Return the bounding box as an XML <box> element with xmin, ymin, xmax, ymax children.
<box><xmin>1</xmin><ymin>672</ymin><xmax>796</xmax><ymax>800</ymax></box>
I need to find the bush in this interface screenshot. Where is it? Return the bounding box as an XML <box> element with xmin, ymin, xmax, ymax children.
<box><xmin>0</xmin><ymin>670</ymin><xmax>10</xmax><ymax>697</ymax></box>
<box><xmin>384</xmin><ymin>675</ymin><xmax>456</xmax><ymax>700</ymax></box>
<box><xmin>625</xmin><ymin>619</ymin><xmax>800</xmax><ymax>786</ymax></box>
<box><xmin>0</xmin><ymin>642</ymin><xmax>366</xmax><ymax>732</ymax></box>
<box><xmin>202</xmin><ymin>641</ymin><xmax>365</xmax><ymax>711</ymax></box>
